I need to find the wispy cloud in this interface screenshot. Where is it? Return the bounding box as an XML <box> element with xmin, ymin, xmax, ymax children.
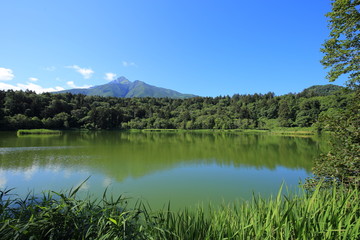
<box><xmin>66</xmin><ymin>81</ymin><xmax>92</xmax><ymax>89</ymax></box>
<box><xmin>0</xmin><ymin>67</ymin><xmax>15</xmax><ymax>81</ymax></box>
<box><xmin>0</xmin><ymin>82</ymin><xmax>64</xmax><ymax>93</ymax></box>
<box><xmin>66</xmin><ymin>65</ymin><xmax>94</xmax><ymax>79</ymax></box>
<box><xmin>44</xmin><ymin>66</ymin><xmax>56</xmax><ymax>71</ymax></box>
<box><xmin>104</xmin><ymin>72</ymin><xmax>117</xmax><ymax>81</ymax></box>
<box><xmin>122</xmin><ymin>61</ymin><xmax>137</xmax><ymax>67</ymax></box>
<box><xmin>29</xmin><ymin>77</ymin><xmax>38</xmax><ymax>82</ymax></box>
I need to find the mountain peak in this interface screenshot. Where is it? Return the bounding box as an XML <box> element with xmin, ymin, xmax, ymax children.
<box><xmin>110</xmin><ymin>76</ymin><xmax>131</xmax><ymax>84</ymax></box>
<box><xmin>55</xmin><ymin>76</ymin><xmax>196</xmax><ymax>98</ymax></box>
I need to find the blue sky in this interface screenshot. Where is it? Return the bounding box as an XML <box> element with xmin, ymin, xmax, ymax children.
<box><xmin>0</xmin><ymin>0</ymin><xmax>346</xmax><ymax>96</ymax></box>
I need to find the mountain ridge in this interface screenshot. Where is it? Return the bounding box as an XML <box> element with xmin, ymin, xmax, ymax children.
<box><xmin>55</xmin><ymin>77</ymin><xmax>197</xmax><ymax>98</ymax></box>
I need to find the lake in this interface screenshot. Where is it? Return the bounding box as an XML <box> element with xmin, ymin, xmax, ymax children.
<box><xmin>0</xmin><ymin>131</ymin><xmax>328</xmax><ymax>209</ymax></box>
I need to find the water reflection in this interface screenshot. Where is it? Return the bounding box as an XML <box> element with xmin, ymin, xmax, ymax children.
<box><xmin>0</xmin><ymin>131</ymin><xmax>327</xmax><ymax>182</ymax></box>
<box><xmin>0</xmin><ymin>131</ymin><xmax>329</xmax><ymax>207</ymax></box>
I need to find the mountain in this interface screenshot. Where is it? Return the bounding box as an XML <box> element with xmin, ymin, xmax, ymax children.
<box><xmin>55</xmin><ymin>77</ymin><xmax>197</xmax><ymax>98</ymax></box>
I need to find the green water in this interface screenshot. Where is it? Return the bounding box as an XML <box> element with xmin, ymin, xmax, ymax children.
<box><xmin>0</xmin><ymin>131</ymin><xmax>328</xmax><ymax>209</ymax></box>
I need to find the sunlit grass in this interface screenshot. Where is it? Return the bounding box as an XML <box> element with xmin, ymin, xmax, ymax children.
<box><xmin>269</xmin><ymin>127</ymin><xmax>315</xmax><ymax>135</ymax></box>
<box><xmin>0</xmin><ymin>183</ymin><xmax>359</xmax><ymax>239</ymax></box>
<box><xmin>17</xmin><ymin>129</ymin><xmax>62</xmax><ymax>135</ymax></box>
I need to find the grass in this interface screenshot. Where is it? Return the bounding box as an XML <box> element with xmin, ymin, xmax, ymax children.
<box><xmin>0</xmin><ymin>183</ymin><xmax>359</xmax><ymax>239</ymax></box>
<box><xmin>126</xmin><ymin>128</ymin><xmax>316</xmax><ymax>136</ymax></box>
<box><xmin>17</xmin><ymin>129</ymin><xmax>62</xmax><ymax>135</ymax></box>
<box><xmin>269</xmin><ymin>127</ymin><xmax>315</xmax><ymax>135</ymax></box>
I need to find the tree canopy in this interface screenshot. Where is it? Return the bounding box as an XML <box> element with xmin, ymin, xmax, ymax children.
<box><xmin>0</xmin><ymin>85</ymin><xmax>348</xmax><ymax>131</ymax></box>
<box><xmin>321</xmin><ymin>0</ymin><xmax>360</xmax><ymax>86</ymax></box>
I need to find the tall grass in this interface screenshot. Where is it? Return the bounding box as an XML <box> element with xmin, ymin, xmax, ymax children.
<box><xmin>149</xmin><ymin>185</ymin><xmax>359</xmax><ymax>239</ymax></box>
<box><xmin>0</xmin><ymin>184</ymin><xmax>359</xmax><ymax>239</ymax></box>
<box><xmin>0</xmin><ymin>181</ymin><xmax>147</xmax><ymax>240</ymax></box>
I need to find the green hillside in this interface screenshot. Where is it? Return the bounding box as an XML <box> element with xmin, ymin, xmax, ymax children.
<box><xmin>298</xmin><ymin>84</ymin><xmax>343</xmax><ymax>97</ymax></box>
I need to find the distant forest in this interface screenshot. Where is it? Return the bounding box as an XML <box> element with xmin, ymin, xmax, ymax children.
<box><xmin>0</xmin><ymin>84</ymin><xmax>352</xmax><ymax>131</ymax></box>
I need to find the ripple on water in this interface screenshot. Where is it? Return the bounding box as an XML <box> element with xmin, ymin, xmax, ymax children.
<box><xmin>0</xmin><ymin>146</ymin><xmax>79</xmax><ymax>154</ymax></box>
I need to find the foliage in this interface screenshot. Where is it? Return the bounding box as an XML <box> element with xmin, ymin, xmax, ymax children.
<box><xmin>0</xmin><ymin>86</ymin><xmax>352</xmax><ymax>131</ymax></box>
<box><xmin>0</xmin><ymin>184</ymin><xmax>146</xmax><ymax>240</ymax></box>
<box><xmin>307</xmin><ymin>0</ymin><xmax>360</xmax><ymax>190</ymax></box>
<box><xmin>298</xmin><ymin>84</ymin><xmax>343</xmax><ymax>97</ymax></box>
<box><xmin>150</xmin><ymin>184</ymin><xmax>360</xmax><ymax>240</ymax></box>
<box><xmin>308</xmin><ymin>91</ymin><xmax>360</xmax><ymax>188</ymax></box>
<box><xmin>1</xmin><ymin>184</ymin><xmax>359</xmax><ymax>239</ymax></box>
<box><xmin>320</xmin><ymin>0</ymin><xmax>360</xmax><ymax>86</ymax></box>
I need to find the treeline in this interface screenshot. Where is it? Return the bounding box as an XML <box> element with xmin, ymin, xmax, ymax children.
<box><xmin>0</xmin><ymin>85</ymin><xmax>352</xmax><ymax>130</ymax></box>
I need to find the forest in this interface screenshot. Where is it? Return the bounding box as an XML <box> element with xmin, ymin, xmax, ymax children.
<box><xmin>0</xmin><ymin>84</ymin><xmax>351</xmax><ymax>131</ymax></box>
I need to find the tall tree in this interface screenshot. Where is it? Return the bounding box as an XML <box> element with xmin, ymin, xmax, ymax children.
<box><xmin>309</xmin><ymin>0</ymin><xmax>360</xmax><ymax>189</ymax></box>
<box><xmin>320</xmin><ymin>0</ymin><xmax>360</xmax><ymax>86</ymax></box>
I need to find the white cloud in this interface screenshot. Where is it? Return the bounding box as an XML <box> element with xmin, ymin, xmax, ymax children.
<box><xmin>66</xmin><ymin>81</ymin><xmax>92</xmax><ymax>89</ymax></box>
<box><xmin>122</xmin><ymin>61</ymin><xmax>136</xmax><ymax>67</ymax></box>
<box><xmin>67</xmin><ymin>81</ymin><xmax>77</xmax><ymax>88</ymax></box>
<box><xmin>0</xmin><ymin>82</ymin><xmax>64</xmax><ymax>93</ymax></box>
<box><xmin>0</xmin><ymin>82</ymin><xmax>21</xmax><ymax>91</ymax></box>
<box><xmin>29</xmin><ymin>77</ymin><xmax>38</xmax><ymax>82</ymax></box>
<box><xmin>104</xmin><ymin>72</ymin><xmax>117</xmax><ymax>81</ymax></box>
<box><xmin>67</xmin><ymin>65</ymin><xmax>94</xmax><ymax>79</ymax></box>
<box><xmin>0</xmin><ymin>67</ymin><xmax>15</xmax><ymax>81</ymax></box>
<box><xmin>17</xmin><ymin>82</ymin><xmax>64</xmax><ymax>93</ymax></box>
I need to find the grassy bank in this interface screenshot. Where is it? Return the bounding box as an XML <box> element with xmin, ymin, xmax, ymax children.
<box><xmin>0</xmin><ymin>184</ymin><xmax>359</xmax><ymax>239</ymax></box>
<box><xmin>127</xmin><ymin>127</ymin><xmax>316</xmax><ymax>136</ymax></box>
<box><xmin>13</xmin><ymin>127</ymin><xmax>316</xmax><ymax>136</ymax></box>
<box><xmin>17</xmin><ymin>129</ymin><xmax>62</xmax><ymax>135</ymax></box>
<box><xmin>269</xmin><ymin>127</ymin><xmax>315</xmax><ymax>135</ymax></box>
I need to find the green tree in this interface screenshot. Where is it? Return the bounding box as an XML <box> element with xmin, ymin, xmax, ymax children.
<box><xmin>308</xmin><ymin>93</ymin><xmax>359</xmax><ymax>188</ymax></box>
<box><xmin>320</xmin><ymin>0</ymin><xmax>360</xmax><ymax>86</ymax></box>
<box><xmin>6</xmin><ymin>114</ymin><xmax>42</xmax><ymax>129</ymax></box>
<box><xmin>295</xmin><ymin>99</ymin><xmax>321</xmax><ymax>127</ymax></box>
<box><xmin>278</xmin><ymin>97</ymin><xmax>297</xmax><ymax>127</ymax></box>
<box><xmin>308</xmin><ymin>0</ymin><xmax>360</xmax><ymax>189</ymax></box>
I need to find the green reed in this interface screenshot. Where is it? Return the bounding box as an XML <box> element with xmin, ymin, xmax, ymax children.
<box><xmin>0</xmin><ymin>183</ymin><xmax>359</xmax><ymax>240</ymax></box>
